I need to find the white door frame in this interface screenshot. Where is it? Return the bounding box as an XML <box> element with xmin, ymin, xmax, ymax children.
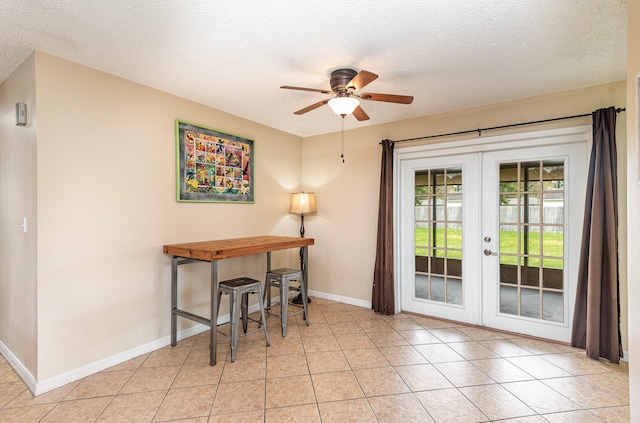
<box><xmin>394</xmin><ymin>125</ymin><xmax>591</xmax><ymax>332</ymax></box>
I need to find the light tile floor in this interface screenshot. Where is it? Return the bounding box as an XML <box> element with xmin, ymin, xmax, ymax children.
<box><xmin>0</xmin><ymin>298</ymin><xmax>630</xmax><ymax>422</ymax></box>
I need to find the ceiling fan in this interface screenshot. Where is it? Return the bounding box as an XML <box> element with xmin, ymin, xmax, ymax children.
<box><xmin>281</xmin><ymin>68</ymin><xmax>414</xmax><ymax>121</ymax></box>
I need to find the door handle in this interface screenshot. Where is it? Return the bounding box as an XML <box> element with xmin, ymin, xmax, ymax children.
<box><xmin>483</xmin><ymin>249</ymin><xmax>498</xmax><ymax>256</ymax></box>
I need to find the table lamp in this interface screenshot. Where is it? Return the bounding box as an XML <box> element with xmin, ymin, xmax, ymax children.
<box><xmin>289</xmin><ymin>192</ymin><xmax>316</xmax><ymax>304</ymax></box>
<box><xmin>289</xmin><ymin>192</ymin><xmax>317</xmax><ymax>237</ymax></box>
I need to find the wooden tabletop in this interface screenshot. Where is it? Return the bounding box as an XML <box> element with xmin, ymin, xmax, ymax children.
<box><xmin>163</xmin><ymin>235</ymin><xmax>314</xmax><ymax>261</ymax></box>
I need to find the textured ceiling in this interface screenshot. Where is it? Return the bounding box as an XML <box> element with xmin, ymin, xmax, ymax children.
<box><xmin>0</xmin><ymin>0</ymin><xmax>627</xmax><ymax>137</ymax></box>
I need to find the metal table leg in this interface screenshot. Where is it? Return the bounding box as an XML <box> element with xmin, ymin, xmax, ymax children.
<box><xmin>266</xmin><ymin>251</ymin><xmax>271</xmax><ymax>272</ymax></box>
<box><xmin>302</xmin><ymin>246</ymin><xmax>309</xmax><ymax>303</ymax></box>
<box><xmin>171</xmin><ymin>256</ymin><xmax>178</xmax><ymax>347</ymax></box>
<box><xmin>210</xmin><ymin>260</ymin><xmax>218</xmax><ymax>366</ymax></box>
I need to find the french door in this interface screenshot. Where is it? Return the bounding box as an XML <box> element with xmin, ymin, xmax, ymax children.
<box><xmin>397</xmin><ymin>127</ymin><xmax>589</xmax><ymax>342</ymax></box>
<box><xmin>398</xmin><ymin>153</ymin><xmax>481</xmax><ymax>325</ymax></box>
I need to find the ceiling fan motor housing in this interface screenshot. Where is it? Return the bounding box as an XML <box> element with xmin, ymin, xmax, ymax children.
<box><xmin>330</xmin><ymin>68</ymin><xmax>358</xmax><ymax>96</ymax></box>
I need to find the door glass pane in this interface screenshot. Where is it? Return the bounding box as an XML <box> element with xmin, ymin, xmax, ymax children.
<box><xmin>543</xmin><ymin>291</ymin><xmax>564</xmax><ymax>322</ymax></box>
<box><xmin>446</xmin><ymin>257</ymin><xmax>462</xmax><ymax>277</ymax></box>
<box><xmin>447</xmin><ymin>169</ymin><xmax>462</xmax><ymax>187</ymax></box>
<box><xmin>498</xmin><ymin>160</ymin><xmax>565</xmax><ymax>321</ymax></box>
<box><xmin>499</xmin><ymin>164</ymin><xmax>519</xmax><ymax>192</ymax></box>
<box><xmin>415</xmin><ymin>196</ymin><xmax>429</xmax><ymax>207</ymax></box>
<box><xmin>520</xmin><ymin>288</ymin><xmax>541</xmax><ymax>319</ymax></box>
<box><xmin>542</xmin><ymin>231</ymin><xmax>563</xmax><ymax>258</ymax></box>
<box><xmin>525</xmin><ymin>162</ymin><xmax>541</xmax><ymax>192</ymax></box>
<box><xmin>430</xmin><ymin>277</ymin><xmax>445</xmax><ymax>301</ymax></box>
<box><xmin>520</xmin><ymin>194</ymin><xmax>540</xmax><ymax>224</ymax></box>
<box><xmin>447</xmin><ymin>278</ymin><xmax>463</xmax><ymax>305</ymax></box>
<box><xmin>414</xmin><ymin>168</ymin><xmax>463</xmax><ymax>305</ymax></box>
<box><xmin>434</xmin><ymin>173</ymin><xmax>445</xmax><ymax>192</ymax></box>
<box><xmin>499</xmin><ymin>225</ymin><xmax>518</xmax><ymax>255</ymax></box>
<box><xmin>520</xmin><ymin>263</ymin><xmax>539</xmax><ymax>287</ymax></box>
<box><xmin>499</xmin><ymin>259</ymin><xmax>518</xmax><ymax>285</ymax></box>
<box><xmin>500</xmin><ymin>285</ymin><xmax>518</xmax><ymax>314</ymax></box>
<box><xmin>522</xmin><ymin>226</ymin><xmax>541</xmax><ymax>256</ymax></box>
<box><xmin>448</xmin><ymin>195</ymin><xmax>462</xmax><ymax>216</ymax></box>
<box><xmin>446</xmin><ymin>225</ymin><xmax>462</xmax><ymax>250</ymax></box>
<box><xmin>543</xmin><ymin>193</ymin><xmax>564</xmax><ymax>224</ymax></box>
<box><xmin>520</xmin><ymin>225</ymin><xmax>540</xmax><ymax>256</ymax></box>
<box><xmin>542</xmin><ymin>161</ymin><xmax>564</xmax><ymax>191</ymax></box>
<box><xmin>499</xmin><ymin>195</ymin><xmax>518</xmax><ymax>223</ymax></box>
<box><xmin>543</xmin><ymin>257</ymin><xmax>563</xmax><ymax>270</ymax></box>
<box><xmin>432</xmin><ymin>255</ymin><xmax>445</xmax><ymax>274</ymax></box>
<box><xmin>542</xmin><ymin>265</ymin><xmax>563</xmax><ymax>289</ymax></box>
<box><xmin>415</xmin><ymin>273</ymin><xmax>429</xmax><ymax>300</ymax></box>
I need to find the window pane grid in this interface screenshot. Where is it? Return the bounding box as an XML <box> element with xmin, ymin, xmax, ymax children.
<box><xmin>414</xmin><ymin>168</ymin><xmax>463</xmax><ymax>306</ymax></box>
<box><xmin>498</xmin><ymin>160</ymin><xmax>565</xmax><ymax>323</ymax></box>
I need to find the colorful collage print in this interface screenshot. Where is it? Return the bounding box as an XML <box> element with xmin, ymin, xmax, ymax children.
<box><xmin>183</xmin><ymin>130</ymin><xmax>251</xmax><ymax>196</ymax></box>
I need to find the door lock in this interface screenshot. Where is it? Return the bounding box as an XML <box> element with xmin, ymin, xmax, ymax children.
<box><xmin>483</xmin><ymin>249</ymin><xmax>498</xmax><ymax>256</ymax></box>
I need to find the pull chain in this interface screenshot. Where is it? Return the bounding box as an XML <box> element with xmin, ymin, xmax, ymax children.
<box><xmin>340</xmin><ymin>115</ymin><xmax>345</xmax><ymax>163</ymax></box>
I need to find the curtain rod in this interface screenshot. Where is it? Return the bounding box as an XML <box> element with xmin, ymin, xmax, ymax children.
<box><xmin>385</xmin><ymin>107</ymin><xmax>626</xmax><ymax>144</ymax></box>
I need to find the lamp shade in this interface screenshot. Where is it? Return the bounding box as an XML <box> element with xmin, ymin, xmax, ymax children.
<box><xmin>289</xmin><ymin>192</ymin><xmax>317</xmax><ymax>214</ymax></box>
<box><xmin>328</xmin><ymin>97</ymin><xmax>359</xmax><ymax>116</ymax></box>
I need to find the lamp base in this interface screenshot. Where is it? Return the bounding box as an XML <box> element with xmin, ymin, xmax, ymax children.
<box><xmin>292</xmin><ymin>294</ymin><xmax>311</xmax><ymax>304</ymax></box>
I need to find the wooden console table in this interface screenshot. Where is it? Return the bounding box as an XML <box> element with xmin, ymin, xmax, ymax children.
<box><xmin>163</xmin><ymin>236</ymin><xmax>314</xmax><ymax>365</ymax></box>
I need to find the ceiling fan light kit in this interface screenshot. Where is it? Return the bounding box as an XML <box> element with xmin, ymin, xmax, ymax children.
<box><xmin>328</xmin><ymin>97</ymin><xmax>360</xmax><ymax>116</ymax></box>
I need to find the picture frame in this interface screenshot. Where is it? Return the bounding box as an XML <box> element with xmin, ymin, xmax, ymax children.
<box><xmin>176</xmin><ymin>120</ymin><xmax>255</xmax><ymax>203</ymax></box>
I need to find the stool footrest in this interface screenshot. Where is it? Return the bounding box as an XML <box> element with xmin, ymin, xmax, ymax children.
<box><xmin>265</xmin><ymin>301</ymin><xmax>306</xmax><ymax>318</ymax></box>
<box><xmin>218</xmin><ymin>325</ymin><xmax>265</xmax><ymax>338</ymax></box>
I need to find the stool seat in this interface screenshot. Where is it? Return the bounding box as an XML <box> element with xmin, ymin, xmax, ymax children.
<box><xmin>268</xmin><ymin>268</ymin><xmax>301</xmax><ymax>277</ymax></box>
<box><xmin>221</xmin><ymin>277</ymin><xmax>261</xmax><ymax>289</ymax></box>
<box><xmin>217</xmin><ymin>277</ymin><xmax>270</xmax><ymax>362</ymax></box>
<box><xmin>264</xmin><ymin>268</ymin><xmax>309</xmax><ymax>337</ymax></box>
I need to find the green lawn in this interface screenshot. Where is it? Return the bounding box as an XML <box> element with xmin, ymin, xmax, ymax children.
<box><xmin>415</xmin><ymin>227</ymin><xmax>563</xmax><ymax>268</ymax></box>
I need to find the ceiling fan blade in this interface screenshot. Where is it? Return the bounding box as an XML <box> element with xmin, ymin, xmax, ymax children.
<box><xmin>347</xmin><ymin>70</ymin><xmax>378</xmax><ymax>91</ymax></box>
<box><xmin>352</xmin><ymin>105</ymin><xmax>370</xmax><ymax>121</ymax></box>
<box><xmin>359</xmin><ymin>92</ymin><xmax>414</xmax><ymax>104</ymax></box>
<box><xmin>293</xmin><ymin>99</ymin><xmax>330</xmax><ymax>115</ymax></box>
<box><xmin>281</xmin><ymin>85</ymin><xmax>333</xmax><ymax>95</ymax></box>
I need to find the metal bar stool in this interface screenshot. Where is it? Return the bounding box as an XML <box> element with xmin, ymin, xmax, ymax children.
<box><xmin>216</xmin><ymin>277</ymin><xmax>270</xmax><ymax>362</ymax></box>
<box><xmin>263</xmin><ymin>268</ymin><xmax>309</xmax><ymax>336</ymax></box>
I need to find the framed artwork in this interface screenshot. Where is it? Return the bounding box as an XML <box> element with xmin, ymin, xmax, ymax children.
<box><xmin>176</xmin><ymin>120</ymin><xmax>255</xmax><ymax>203</ymax></box>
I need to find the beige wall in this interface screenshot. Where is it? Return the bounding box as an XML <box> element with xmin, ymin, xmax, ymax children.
<box><xmin>29</xmin><ymin>52</ymin><xmax>302</xmax><ymax>381</ymax></box>
<box><xmin>302</xmin><ymin>81</ymin><xmax>628</xmax><ymax>351</ymax></box>
<box><xmin>0</xmin><ymin>54</ymin><xmax>38</xmax><ymax>376</ymax></box>
<box><xmin>626</xmin><ymin>0</ymin><xmax>639</xmax><ymax>419</ymax></box>
<box><xmin>1</xmin><ymin>48</ymin><xmax>633</xmax><ymax>400</ymax></box>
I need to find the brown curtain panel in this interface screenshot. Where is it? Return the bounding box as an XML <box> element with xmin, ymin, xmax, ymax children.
<box><xmin>571</xmin><ymin>106</ymin><xmax>622</xmax><ymax>363</ymax></box>
<box><xmin>372</xmin><ymin>140</ymin><xmax>395</xmax><ymax>314</ymax></box>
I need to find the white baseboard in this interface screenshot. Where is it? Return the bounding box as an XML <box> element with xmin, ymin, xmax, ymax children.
<box><xmin>5</xmin><ymin>308</ymin><xmax>242</xmax><ymax>396</ymax></box>
<box><xmin>308</xmin><ymin>289</ymin><xmax>372</xmax><ymax>309</ymax></box>
<box><xmin>34</xmin><ymin>324</ymin><xmax>206</xmax><ymax>396</ymax></box>
<box><xmin>8</xmin><ymin>291</ymin><xmax>367</xmax><ymax>396</ymax></box>
<box><xmin>30</xmin><ymin>296</ymin><xmax>303</xmax><ymax>396</ymax></box>
<box><xmin>0</xmin><ymin>340</ymin><xmax>38</xmax><ymax>395</ymax></box>
<box><xmin>622</xmin><ymin>349</ymin><xmax>629</xmax><ymax>362</ymax></box>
